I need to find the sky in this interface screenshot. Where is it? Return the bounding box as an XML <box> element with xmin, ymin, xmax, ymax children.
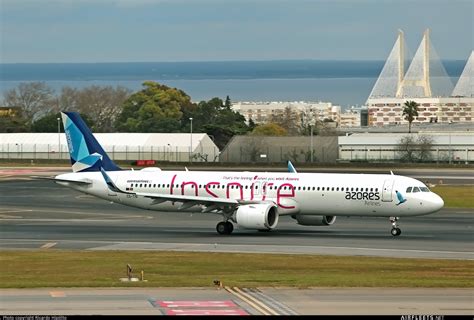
<box><xmin>1</xmin><ymin>0</ymin><xmax>472</xmax><ymax>63</ymax></box>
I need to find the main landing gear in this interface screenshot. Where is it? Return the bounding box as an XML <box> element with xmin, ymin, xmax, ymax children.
<box><xmin>216</xmin><ymin>221</ymin><xmax>234</xmax><ymax>235</ymax></box>
<box><xmin>390</xmin><ymin>217</ymin><xmax>401</xmax><ymax>236</ymax></box>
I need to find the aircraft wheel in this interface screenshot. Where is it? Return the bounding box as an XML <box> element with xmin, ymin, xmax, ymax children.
<box><xmin>391</xmin><ymin>228</ymin><xmax>401</xmax><ymax>236</ymax></box>
<box><xmin>216</xmin><ymin>221</ymin><xmax>227</xmax><ymax>235</ymax></box>
<box><xmin>225</xmin><ymin>221</ymin><xmax>234</xmax><ymax>234</ymax></box>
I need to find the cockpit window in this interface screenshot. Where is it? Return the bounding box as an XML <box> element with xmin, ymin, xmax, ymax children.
<box><xmin>406</xmin><ymin>187</ymin><xmax>412</xmax><ymax>193</ymax></box>
<box><xmin>412</xmin><ymin>187</ymin><xmax>420</xmax><ymax>193</ymax></box>
<box><xmin>420</xmin><ymin>187</ymin><xmax>430</xmax><ymax>192</ymax></box>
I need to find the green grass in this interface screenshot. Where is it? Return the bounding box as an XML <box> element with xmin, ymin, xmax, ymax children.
<box><xmin>1</xmin><ymin>251</ymin><xmax>473</xmax><ymax>288</ymax></box>
<box><xmin>431</xmin><ymin>185</ymin><xmax>474</xmax><ymax>208</ymax></box>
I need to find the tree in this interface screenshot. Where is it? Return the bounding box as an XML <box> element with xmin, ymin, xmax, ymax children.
<box><xmin>2</xmin><ymin>82</ymin><xmax>55</xmax><ymax>124</ymax></box>
<box><xmin>270</xmin><ymin>106</ymin><xmax>299</xmax><ymax>135</ymax></box>
<box><xmin>248</xmin><ymin>117</ymin><xmax>257</xmax><ymax>131</ymax></box>
<box><xmin>116</xmin><ymin>81</ymin><xmax>190</xmax><ymax>133</ymax></box>
<box><xmin>397</xmin><ymin>135</ymin><xmax>434</xmax><ymax>163</ymax></box>
<box><xmin>397</xmin><ymin>135</ymin><xmax>417</xmax><ymax>162</ymax></box>
<box><xmin>0</xmin><ymin>116</ymin><xmax>29</xmax><ymax>133</ymax></box>
<box><xmin>186</xmin><ymin>97</ymin><xmax>251</xmax><ymax>149</ymax></box>
<box><xmin>30</xmin><ymin>112</ymin><xmax>94</xmax><ymax>132</ymax></box>
<box><xmin>402</xmin><ymin>100</ymin><xmax>419</xmax><ymax>133</ymax></box>
<box><xmin>250</xmin><ymin>123</ymin><xmax>287</xmax><ymax>136</ymax></box>
<box><xmin>59</xmin><ymin>85</ymin><xmax>131</xmax><ymax>132</ymax></box>
<box><xmin>299</xmin><ymin>109</ymin><xmax>318</xmax><ymax>136</ymax></box>
<box><xmin>416</xmin><ymin>135</ymin><xmax>434</xmax><ymax>162</ymax></box>
<box><xmin>224</xmin><ymin>95</ymin><xmax>232</xmax><ymax>109</ymax></box>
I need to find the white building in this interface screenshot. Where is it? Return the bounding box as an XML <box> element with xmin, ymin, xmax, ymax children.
<box><xmin>0</xmin><ymin>133</ymin><xmax>220</xmax><ymax>162</ymax></box>
<box><xmin>339</xmin><ymin>107</ymin><xmax>362</xmax><ymax>128</ymax></box>
<box><xmin>338</xmin><ymin>131</ymin><xmax>474</xmax><ymax>163</ymax></box>
<box><xmin>367</xmin><ymin>97</ymin><xmax>473</xmax><ymax>126</ymax></box>
<box><xmin>232</xmin><ymin>101</ymin><xmax>342</xmax><ymax>125</ymax></box>
<box><xmin>366</xmin><ymin>29</ymin><xmax>473</xmax><ymax>126</ymax></box>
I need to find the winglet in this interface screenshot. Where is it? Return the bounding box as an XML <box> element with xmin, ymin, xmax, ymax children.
<box><xmin>287</xmin><ymin>161</ymin><xmax>297</xmax><ymax>173</ymax></box>
<box><xmin>390</xmin><ymin>170</ymin><xmax>394</xmax><ymax>175</ymax></box>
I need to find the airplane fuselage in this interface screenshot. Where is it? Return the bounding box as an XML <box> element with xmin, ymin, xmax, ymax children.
<box><xmin>56</xmin><ymin>169</ymin><xmax>444</xmax><ymax>218</ymax></box>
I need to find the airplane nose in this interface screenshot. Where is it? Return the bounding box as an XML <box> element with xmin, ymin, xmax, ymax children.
<box><xmin>431</xmin><ymin>194</ymin><xmax>444</xmax><ymax>212</ymax></box>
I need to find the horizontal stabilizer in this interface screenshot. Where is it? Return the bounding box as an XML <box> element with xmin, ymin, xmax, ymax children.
<box><xmin>31</xmin><ymin>176</ymin><xmax>92</xmax><ymax>185</ymax></box>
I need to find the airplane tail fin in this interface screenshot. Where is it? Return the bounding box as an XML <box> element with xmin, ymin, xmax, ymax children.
<box><xmin>61</xmin><ymin>112</ymin><xmax>121</xmax><ymax>172</ymax></box>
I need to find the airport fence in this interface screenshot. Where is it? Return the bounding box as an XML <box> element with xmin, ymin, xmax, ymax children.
<box><xmin>0</xmin><ymin>143</ymin><xmax>221</xmax><ymax>163</ymax></box>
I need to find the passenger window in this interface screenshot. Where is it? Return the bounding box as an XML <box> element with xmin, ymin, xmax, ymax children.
<box><xmin>153</xmin><ymin>184</ymin><xmax>156</xmax><ymax>188</ymax></box>
<box><xmin>406</xmin><ymin>187</ymin><xmax>412</xmax><ymax>193</ymax></box>
<box><xmin>420</xmin><ymin>187</ymin><xmax>430</xmax><ymax>192</ymax></box>
<box><xmin>322</xmin><ymin>187</ymin><xmax>325</xmax><ymax>191</ymax></box>
<box><xmin>312</xmin><ymin>187</ymin><xmax>315</xmax><ymax>191</ymax></box>
<box><xmin>412</xmin><ymin>187</ymin><xmax>420</xmax><ymax>193</ymax></box>
<box><xmin>317</xmin><ymin>187</ymin><xmax>320</xmax><ymax>191</ymax></box>
<box><xmin>140</xmin><ymin>184</ymin><xmax>143</xmax><ymax>187</ymax></box>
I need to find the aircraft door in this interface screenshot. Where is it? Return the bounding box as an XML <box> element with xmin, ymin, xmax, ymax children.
<box><xmin>382</xmin><ymin>179</ymin><xmax>394</xmax><ymax>202</ymax></box>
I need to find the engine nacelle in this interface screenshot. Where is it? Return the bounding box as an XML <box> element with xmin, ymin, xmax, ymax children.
<box><xmin>292</xmin><ymin>215</ymin><xmax>336</xmax><ymax>226</ymax></box>
<box><xmin>235</xmin><ymin>203</ymin><xmax>279</xmax><ymax>230</ymax></box>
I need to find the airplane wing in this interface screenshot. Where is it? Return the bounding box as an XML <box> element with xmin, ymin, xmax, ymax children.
<box><xmin>99</xmin><ymin>168</ymin><xmax>275</xmax><ymax>213</ymax></box>
<box><xmin>133</xmin><ymin>191</ymin><xmax>276</xmax><ymax>212</ymax></box>
<box><xmin>31</xmin><ymin>176</ymin><xmax>92</xmax><ymax>185</ymax></box>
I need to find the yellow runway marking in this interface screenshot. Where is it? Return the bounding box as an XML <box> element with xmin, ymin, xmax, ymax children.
<box><xmin>225</xmin><ymin>286</ymin><xmax>278</xmax><ymax>315</ymax></box>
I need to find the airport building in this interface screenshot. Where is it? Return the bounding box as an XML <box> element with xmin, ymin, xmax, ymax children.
<box><xmin>338</xmin><ymin>131</ymin><xmax>474</xmax><ymax>163</ymax></box>
<box><xmin>366</xmin><ymin>29</ymin><xmax>473</xmax><ymax>127</ymax></box>
<box><xmin>0</xmin><ymin>133</ymin><xmax>219</xmax><ymax>162</ymax></box>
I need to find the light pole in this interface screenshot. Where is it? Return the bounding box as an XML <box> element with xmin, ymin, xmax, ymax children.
<box><xmin>308</xmin><ymin>113</ymin><xmax>316</xmax><ymax>163</ymax></box>
<box><xmin>57</xmin><ymin>117</ymin><xmax>61</xmax><ymax>159</ymax></box>
<box><xmin>310</xmin><ymin>124</ymin><xmax>314</xmax><ymax>163</ymax></box>
<box><xmin>189</xmin><ymin>117</ymin><xmax>193</xmax><ymax>162</ymax></box>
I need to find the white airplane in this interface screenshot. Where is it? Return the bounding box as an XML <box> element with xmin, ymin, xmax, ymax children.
<box><xmin>53</xmin><ymin>112</ymin><xmax>444</xmax><ymax>237</ymax></box>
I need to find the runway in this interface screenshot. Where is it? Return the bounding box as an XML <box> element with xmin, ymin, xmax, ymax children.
<box><xmin>1</xmin><ymin>287</ymin><xmax>472</xmax><ymax>315</ymax></box>
<box><xmin>1</xmin><ymin>179</ymin><xmax>473</xmax><ymax>260</ymax></box>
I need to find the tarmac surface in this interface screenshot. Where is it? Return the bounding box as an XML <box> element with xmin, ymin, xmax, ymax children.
<box><xmin>1</xmin><ymin>288</ymin><xmax>472</xmax><ymax>315</ymax></box>
<box><xmin>0</xmin><ymin>178</ymin><xmax>473</xmax><ymax>259</ymax></box>
<box><xmin>1</xmin><ymin>168</ymin><xmax>473</xmax><ymax>315</ymax></box>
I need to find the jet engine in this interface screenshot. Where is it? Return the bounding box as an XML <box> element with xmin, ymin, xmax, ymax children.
<box><xmin>235</xmin><ymin>203</ymin><xmax>279</xmax><ymax>230</ymax></box>
<box><xmin>292</xmin><ymin>215</ymin><xmax>336</xmax><ymax>226</ymax></box>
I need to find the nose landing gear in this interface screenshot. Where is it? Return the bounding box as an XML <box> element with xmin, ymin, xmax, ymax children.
<box><xmin>390</xmin><ymin>217</ymin><xmax>401</xmax><ymax>236</ymax></box>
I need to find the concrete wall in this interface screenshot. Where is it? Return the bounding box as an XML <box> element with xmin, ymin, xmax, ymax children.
<box><xmin>219</xmin><ymin>136</ymin><xmax>338</xmax><ymax>163</ymax></box>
